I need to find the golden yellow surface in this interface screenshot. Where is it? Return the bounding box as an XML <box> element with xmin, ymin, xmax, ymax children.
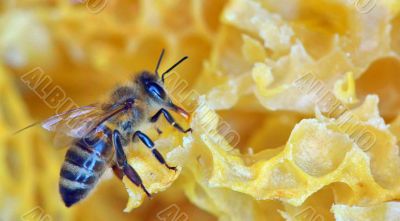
<box><xmin>1</xmin><ymin>0</ymin><xmax>400</xmax><ymax>220</ymax></box>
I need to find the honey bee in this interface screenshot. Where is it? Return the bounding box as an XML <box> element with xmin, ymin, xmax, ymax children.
<box><xmin>33</xmin><ymin>50</ymin><xmax>191</xmax><ymax>207</ymax></box>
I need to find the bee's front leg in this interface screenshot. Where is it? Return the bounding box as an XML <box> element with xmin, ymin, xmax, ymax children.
<box><xmin>150</xmin><ymin>108</ymin><xmax>192</xmax><ymax>133</ymax></box>
<box><xmin>132</xmin><ymin>131</ymin><xmax>177</xmax><ymax>172</ymax></box>
<box><xmin>112</xmin><ymin>130</ymin><xmax>151</xmax><ymax>197</ymax></box>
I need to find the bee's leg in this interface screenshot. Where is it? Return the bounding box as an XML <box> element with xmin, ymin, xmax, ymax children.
<box><xmin>150</xmin><ymin>108</ymin><xmax>192</xmax><ymax>133</ymax></box>
<box><xmin>112</xmin><ymin>164</ymin><xmax>124</xmax><ymax>180</ymax></box>
<box><xmin>113</xmin><ymin>130</ymin><xmax>151</xmax><ymax>197</ymax></box>
<box><xmin>132</xmin><ymin>131</ymin><xmax>177</xmax><ymax>172</ymax></box>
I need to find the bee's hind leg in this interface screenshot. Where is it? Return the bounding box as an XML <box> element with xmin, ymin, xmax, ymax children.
<box><xmin>113</xmin><ymin>130</ymin><xmax>151</xmax><ymax>197</ymax></box>
<box><xmin>150</xmin><ymin>108</ymin><xmax>192</xmax><ymax>133</ymax></box>
<box><xmin>132</xmin><ymin>131</ymin><xmax>177</xmax><ymax>172</ymax></box>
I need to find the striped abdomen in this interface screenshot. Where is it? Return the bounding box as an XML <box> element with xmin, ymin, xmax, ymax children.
<box><xmin>59</xmin><ymin>127</ymin><xmax>114</xmax><ymax>207</ymax></box>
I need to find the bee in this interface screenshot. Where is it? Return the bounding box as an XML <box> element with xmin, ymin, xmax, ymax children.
<box><xmin>31</xmin><ymin>50</ymin><xmax>191</xmax><ymax>207</ymax></box>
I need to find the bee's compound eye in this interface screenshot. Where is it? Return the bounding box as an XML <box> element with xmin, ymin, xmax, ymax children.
<box><xmin>146</xmin><ymin>82</ymin><xmax>166</xmax><ymax>100</ymax></box>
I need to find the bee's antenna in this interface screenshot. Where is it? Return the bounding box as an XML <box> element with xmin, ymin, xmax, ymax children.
<box><xmin>155</xmin><ymin>49</ymin><xmax>165</xmax><ymax>77</ymax></box>
<box><xmin>161</xmin><ymin>56</ymin><xmax>188</xmax><ymax>82</ymax></box>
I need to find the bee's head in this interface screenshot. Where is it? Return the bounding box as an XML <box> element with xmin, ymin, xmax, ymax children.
<box><xmin>135</xmin><ymin>50</ymin><xmax>190</xmax><ymax>120</ymax></box>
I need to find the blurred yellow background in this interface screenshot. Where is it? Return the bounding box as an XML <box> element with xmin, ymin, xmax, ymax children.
<box><xmin>1</xmin><ymin>0</ymin><xmax>400</xmax><ymax>221</ymax></box>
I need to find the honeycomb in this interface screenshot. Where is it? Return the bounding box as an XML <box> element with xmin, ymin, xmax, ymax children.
<box><xmin>1</xmin><ymin>0</ymin><xmax>400</xmax><ymax>220</ymax></box>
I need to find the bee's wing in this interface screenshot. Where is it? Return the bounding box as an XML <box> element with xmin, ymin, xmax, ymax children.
<box><xmin>42</xmin><ymin>104</ymin><xmax>105</xmax><ymax>138</ymax></box>
<box><xmin>41</xmin><ymin>104</ymin><xmax>123</xmax><ymax>148</ymax></box>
